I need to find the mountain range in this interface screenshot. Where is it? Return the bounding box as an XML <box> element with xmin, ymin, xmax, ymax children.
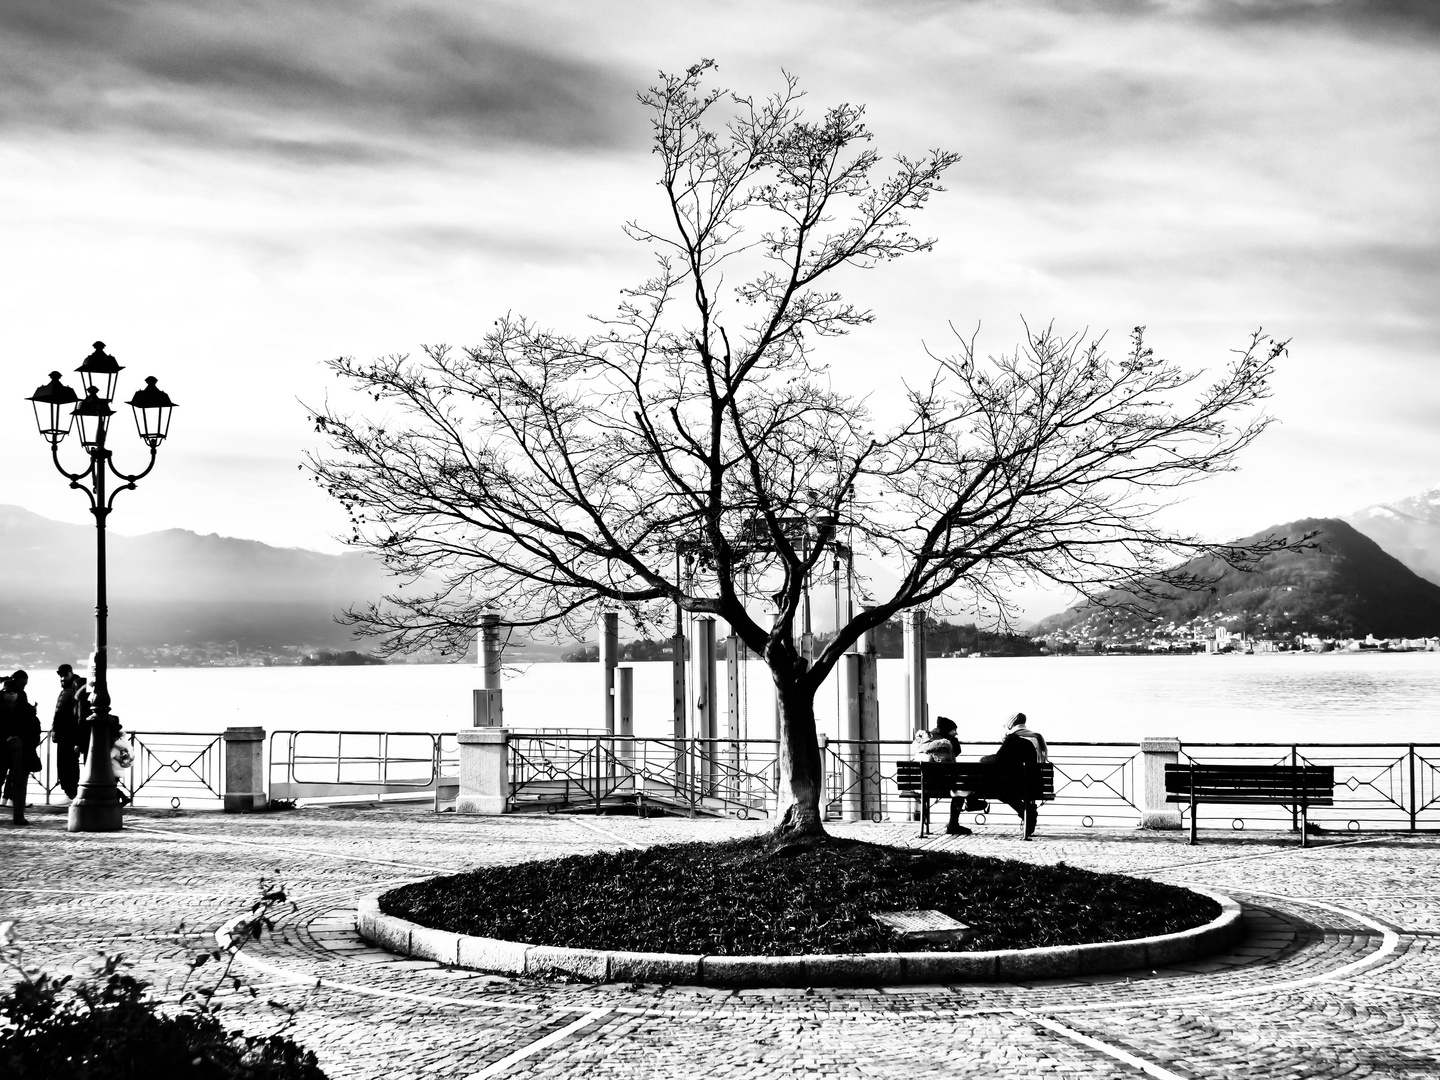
<box><xmin>0</xmin><ymin>504</ymin><xmax>389</xmax><ymax>666</ymax></box>
<box><xmin>1344</xmin><ymin>486</ymin><xmax>1440</xmax><ymax>587</ymax></box>
<box><xmin>2</xmin><ymin>483</ymin><xmax>1438</xmax><ymax>666</ymax></box>
<box><xmin>1034</xmin><ymin>517</ymin><xmax>1440</xmax><ymax>642</ymax></box>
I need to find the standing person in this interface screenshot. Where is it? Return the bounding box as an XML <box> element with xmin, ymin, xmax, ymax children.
<box><xmin>912</xmin><ymin>715</ymin><xmax>973</xmax><ymax>837</ymax></box>
<box><xmin>74</xmin><ymin>676</ymin><xmax>93</xmax><ymax>764</ymax></box>
<box><xmin>1</xmin><ymin>671</ymin><xmax>42</xmax><ymax>826</ymax></box>
<box><xmin>980</xmin><ymin>712</ymin><xmax>1049</xmax><ymax>840</ymax></box>
<box><xmin>52</xmin><ymin>664</ymin><xmax>82</xmax><ymax>800</ymax></box>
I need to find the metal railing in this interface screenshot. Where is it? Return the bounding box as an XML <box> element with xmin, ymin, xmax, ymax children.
<box><xmin>267</xmin><ymin>730</ymin><xmax>459</xmax><ymax>808</ymax></box>
<box><xmin>509</xmin><ymin>734</ymin><xmax>781</xmax><ymax>818</ymax></box>
<box><xmin>33</xmin><ymin>730</ymin><xmax>225</xmax><ymax>809</ymax></box>
<box><xmin>508</xmin><ymin>736</ymin><xmax>1146</xmax><ymax>827</ymax></box>
<box><xmin>1177</xmin><ymin>743</ymin><xmax>1440</xmax><ymax>834</ymax></box>
<box><xmin>27</xmin><ymin>727</ymin><xmax>1440</xmax><ymax>831</ymax></box>
<box><xmin>502</xmin><ymin>736</ymin><xmax>1440</xmax><ymax>832</ymax></box>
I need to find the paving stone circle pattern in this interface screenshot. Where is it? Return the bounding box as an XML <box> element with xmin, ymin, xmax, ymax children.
<box><xmin>3</xmin><ymin>806</ymin><xmax>1438</xmax><ymax>1078</ymax></box>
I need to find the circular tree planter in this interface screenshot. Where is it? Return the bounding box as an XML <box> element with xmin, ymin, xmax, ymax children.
<box><xmin>356</xmin><ymin>887</ymin><xmax>1243</xmax><ymax>988</ymax></box>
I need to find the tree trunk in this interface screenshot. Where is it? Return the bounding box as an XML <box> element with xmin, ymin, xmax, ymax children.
<box><xmin>772</xmin><ymin>676</ymin><xmax>827</xmax><ymax>840</ymax></box>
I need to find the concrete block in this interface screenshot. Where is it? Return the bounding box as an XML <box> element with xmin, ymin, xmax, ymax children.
<box><xmin>1075</xmin><ymin>937</ymin><xmax>1149</xmax><ymax>974</ymax></box>
<box><xmin>223</xmin><ymin>726</ymin><xmax>267</xmax><ymax>813</ymax></box>
<box><xmin>1147</xmin><ymin>903</ymin><xmax>1244</xmax><ymax>967</ymax></box>
<box><xmin>408</xmin><ymin>925</ymin><xmax>462</xmax><ymax>966</ymax></box>
<box><xmin>996</xmin><ymin>944</ymin><xmax>1081</xmax><ymax>981</ymax></box>
<box><xmin>456</xmin><ymin>934</ymin><xmax>530</xmax><ymax>975</ymax></box>
<box><xmin>605</xmin><ymin>951</ymin><xmax>702</xmax><ymax>986</ymax></box>
<box><xmin>699</xmin><ymin>954</ymin><xmax>810</xmax><ymax>988</ymax></box>
<box><xmin>899</xmin><ymin>950</ymin><xmax>998</xmax><ymax>983</ymax></box>
<box><xmin>365</xmin><ymin>913</ymin><xmax>412</xmax><ymax>956</ymax></box>
<box><xmin>456</xmin><ymin>728</ymin><xmax>509</xmax><ymax>815</ymax></box>
<box><xmin>525</xmin><ymin>945</ymin><xmax>609</xmax><ymax>982</ymax></box>
<box><xmin>804</xmin><ymin>953</ymin><xmax>903</xmax><ymax>987</ymax></box>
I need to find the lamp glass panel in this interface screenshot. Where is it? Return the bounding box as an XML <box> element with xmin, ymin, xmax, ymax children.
<box><xmin>131</xmin><ymin>403</ymin><xmax>173</xmax><ymax>445</ymax></box>
<box><xmin>76</xmin><ymin>408</ymin><xmax>110</xmax><ymax>448</ymax></box>
<box><xmin>32</xmin><ymin>399</ymin><xmax>73</xmax><ymax>441</ymax></box>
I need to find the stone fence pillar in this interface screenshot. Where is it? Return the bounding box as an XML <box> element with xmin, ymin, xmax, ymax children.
<box><xmin>223</xmin><ymin>726</ymin><xmax>267</xmax><ymax>813</ymax></box>
<box><xmin>1140</xmin><ymin>737</ymin><xmax>1182</xmax><ymax>829</ymax></box>
<box><xmin>456</xmin><ymin>728</ymin><xmax>509</xmax><ymax>815</ymax></box>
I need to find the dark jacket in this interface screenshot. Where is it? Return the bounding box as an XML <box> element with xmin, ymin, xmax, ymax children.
<box><xmin>980</xmin><ymin>732</ymin><xmax>1044</xmax><ymax>801</ymax></box>
<box><xmin>54</xmin><ymin>680</ymin><xmax>81</xmax><ymax>745</ymax></box>
<box><xmin>1</xmin><ymin>688</ymin><xmax>42</xmax><ymax>771</ymax></box>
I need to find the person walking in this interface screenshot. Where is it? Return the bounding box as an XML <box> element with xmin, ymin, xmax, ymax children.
<box><xmin>980</xmin><ymin>711</ymin><xmax>1049</xmax><ymax>840</ymax></box>
<box><xmin>1</xmin><ymin>671</ymin><xmax>42</xmax><ymax>826</ymax></box>
<box><xmin>52</xmin><ymin>664</ymin><xmax>83</xmax><ymax>800</ymax></box>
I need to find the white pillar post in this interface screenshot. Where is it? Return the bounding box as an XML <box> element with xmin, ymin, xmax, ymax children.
<box><xmin>473</xmin><ymin>612</ymin><xmax>504</xmax><ymax>726</ymax></box>
<box><xmin>456</xmin><ymin>728</ymin><xmax>509</xmax><ymax>815</ymax></box>
<box><xmin>903</xmin><ymin>608</ymin><xmax>929</xmax><ymax>736</ymax></box>
<box><xmin>693</xmin><ymin>615</ymin><xmax>717</xmax><ymax>794</ymax></box>
<box><xmin>841</xmin><ymin>617</ymin><xmax>881</xmax><ymax>821</ymax></box>
<box><xmin>478</xmin><ymin>612</ymin><xmax>502</xmax><ymax>690</ymax></box>
<box><xmin>599</xmin><ymin>611</ymin><xmax>619</xmax><ymax>735</ymax></box>
<box><xmin>1140</xmin><ymin>737</ymin><xmax>1182</xmax><ymax>829</ymax></box>
<box><xmin>222</xmin><ymin>726</ymin><xmax>267</xmax><ymax>813</ymax></box>
<box><xmin>616</xmin><ymin>665</ymin><xmax>634</xmax><ymax>787</ymax></box>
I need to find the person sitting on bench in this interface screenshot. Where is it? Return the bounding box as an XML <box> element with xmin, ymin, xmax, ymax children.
<box><xmin>979</xmin><ymin>712</ymin><xmax>1048</xmax><ymax>840</ymax></box>
<box><xmin>911</xmin><ymin>715</ymin><xmax>980</xmax><ymax>836</ymax></box>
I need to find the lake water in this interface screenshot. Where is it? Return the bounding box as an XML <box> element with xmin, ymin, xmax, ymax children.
<box><xmin>101</xmin><ymin>651</ymin><xmax>1440</xmax><ymax>746</ymax></box>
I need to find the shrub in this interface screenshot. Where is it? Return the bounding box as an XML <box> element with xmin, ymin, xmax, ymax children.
<box><xmin>1</xmin><ymin>880</ymin><xmax>326</xmax><ymax>1079</ymax></box>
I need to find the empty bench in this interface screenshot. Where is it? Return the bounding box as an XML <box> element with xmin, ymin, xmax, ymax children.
<box><xmin>896</xmin><ymin>760</ymin><xmax>1055</xmax><ymax>837</ymax></box>
<box><xmin>1164</xmin><ymin>762</ymin><xmax>1335</xmax><ymax>846</ymax></box>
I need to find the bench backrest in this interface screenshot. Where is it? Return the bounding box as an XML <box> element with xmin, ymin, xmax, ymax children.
<box><xmin>1164</xmin><ymin>762</ymin><xmax>1335</xmax><ymax>804</ymax></box>
<box><xmin>896</xmin><ymin>760</ymin><xmax>1056</xmax><ymax>801</ymax></box>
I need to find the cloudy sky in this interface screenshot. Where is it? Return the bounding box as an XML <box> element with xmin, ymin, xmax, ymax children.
<box><xmin>3</xmin><ymin>0</ymin><xmax>1437</xmax><ymax>571</ymax></box>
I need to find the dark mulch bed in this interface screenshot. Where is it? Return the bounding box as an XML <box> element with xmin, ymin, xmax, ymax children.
<box><xmin>381</xmin><ymin>836</ymin><xmax>1219</xmax><ymax>955</ymax></box>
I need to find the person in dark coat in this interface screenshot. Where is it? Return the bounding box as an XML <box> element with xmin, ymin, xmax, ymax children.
<box><xmin>979</xmin><ymin>711</ymin><xmax>1048</xmax><ymax>840</ymax></box>
<box><xmin>2</xmin><ymin>671</ymin><xmax>42</xmax><ymax>826</ymax></box>
<box><xmin>52</xmin><ymin>664</ymin><xmax>82</xmax><ymax>800</ymax></box>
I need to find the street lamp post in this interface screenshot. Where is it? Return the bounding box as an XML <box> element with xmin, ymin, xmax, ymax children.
<box><xmin>26</xmin><ymin>342</ymin><xmax>176</xmax><ymax>833</ymax></box>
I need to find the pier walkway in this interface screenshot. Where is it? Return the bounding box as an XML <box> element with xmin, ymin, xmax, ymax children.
<box><xmin>3</xmin><ymin>807</ymin><xmax>1438</xmax><ymax>1078</ymax></box>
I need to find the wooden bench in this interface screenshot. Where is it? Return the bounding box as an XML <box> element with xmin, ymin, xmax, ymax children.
<box><xmin>895</xmin><ymin>760</ymin><xmax>1055</xmax><ymax>837</ymax></box>
<box><xmin>1164</xmin><ymin>762</ymin><xmax>1335</xmax><ymax>846</ymax></box>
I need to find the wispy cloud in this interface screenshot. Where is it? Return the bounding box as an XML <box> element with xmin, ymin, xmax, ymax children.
<box><xmin>0</xmin><ymin>0</ymin><xmax>641</xmax><ymax>163</ymax></box>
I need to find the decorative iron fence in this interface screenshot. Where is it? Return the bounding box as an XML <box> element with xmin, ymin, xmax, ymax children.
<box><xmin>508</xmin><ymin>734</ymin><xmax>781</xmax><ymax>818</ymax></box>
<box><xmin>504</xmin><ymin>735</ymin><xmax>1439</xmax><ymax>832</ymax></box>
<box><xmin>34</xmin><ymin>730</ymin><xmax>225</xmax><ymax>809</ymax></box>
<box><xmin>26</xmin><ymin>727</ymin><xmax>1440</xmax><ymax>831</ymax></box>
<box><xmin>1177</xmin><ymin>743</ymin><xmax>1440</xmax><ymax>834</ymax></box>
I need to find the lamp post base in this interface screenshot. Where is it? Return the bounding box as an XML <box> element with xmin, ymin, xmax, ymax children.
<box><xmin>67</xmin><ymin>785</ymin><xmax>124</xmax><ymax>832</ymax></box>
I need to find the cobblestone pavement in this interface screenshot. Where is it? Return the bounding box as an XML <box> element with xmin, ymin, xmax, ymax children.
<box><xmin>3</xmin><ymin>805</ymin><xmax>1438</xmax><ymax>1078</ymax></box>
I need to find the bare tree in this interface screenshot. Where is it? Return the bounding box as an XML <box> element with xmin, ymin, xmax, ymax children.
<box><xmin>308</xmin><ymin>62</ymin><xmax>1294</xmax><ymax>841</ymax></box>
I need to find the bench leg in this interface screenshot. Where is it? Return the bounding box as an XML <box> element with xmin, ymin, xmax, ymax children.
<box><xmin>1189</xmin><ymin>791</ymin><xmax>1198</xmax><ymax>845</ymax></box>
<box><xmin>1300</xmin><ymin>801</ymin><xmax>1309</xmax><ymax>848</ymax></box>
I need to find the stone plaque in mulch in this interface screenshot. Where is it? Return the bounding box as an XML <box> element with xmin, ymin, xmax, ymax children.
<box><xmin>871</xmin><ymin>909</ymin><xmax>974</xmax><ymax>945</ymax></box>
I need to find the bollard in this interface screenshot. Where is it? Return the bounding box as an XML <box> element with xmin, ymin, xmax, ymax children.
<box><xmin>1140</xmin><ymin>737</ymin><xmax>1182</xmax><ymax>829</ymax></box>
<box><xmin>223</xmin><ymin>726</ymin><xmax>267</xmax><ymax>813</ymax></box>
<box><xmin>456</xmin><ymin>728</ymin><xmax>509</xmax><ymax>815</ymax></box>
